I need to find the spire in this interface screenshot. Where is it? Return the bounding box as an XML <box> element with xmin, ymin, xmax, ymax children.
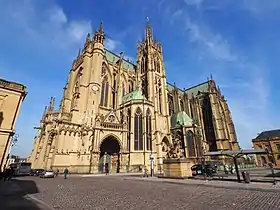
<box><xmin>41</xmin><ymin>106</ymin><xmax>47</xmax><ymax>122</ymax></box>
<box><xmin>145</xmin><ymin>17</ymin><xmax>153</xmax><ymax>43</ymax></box>
<box><xmin>94</xmin><ymin>22</ymin><xmax>105</xmax><ymax>45</ymax></box>
<box><xmin>84</xmin><ymin>33</ymin><xmax>91</xmax><ymax>48</ymax></box>
<box><xmin>136</xmin><ymin>67</ymin><xmax>141</xmax><ymax>91</ymax></box>
<box><xmin>77</xmin><ymin>48</ymin><xmax>81</xmax><ymax>58</ymax></box>
<box><xmin>48</xmin><ymin>97</ymin><xmax>55</xmax><ymax>112</ymax></box>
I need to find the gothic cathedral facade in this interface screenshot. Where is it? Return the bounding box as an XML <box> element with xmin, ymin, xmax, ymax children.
<box><xmin>29</xmin><ymin>21</ymin><xmax>240</xmax><ymax>173</ymax></box>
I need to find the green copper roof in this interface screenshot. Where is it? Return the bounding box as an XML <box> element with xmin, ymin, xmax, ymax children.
<box><xmin>104</xmin><ymin>49</ymin><xmax>136</xmax><ymax>72</ymax></box>
<box><xmin>184</xmin><ymin>81</ymin><xmax>209</xmax><ymax>96</ymax></box>
<box><xmin>166</xmin><ymin>81</ymin><xmax>209</xmax><ymax>97</ymax></box>
<box><xmin>171</xmin><ymin>111</ymin><xmax>193</xmax><ymax>128</ymax></box>
<box><xmin>122</xmin><ymin>89</ymin><xmax>146</xmax><ymax>103</ymax></box>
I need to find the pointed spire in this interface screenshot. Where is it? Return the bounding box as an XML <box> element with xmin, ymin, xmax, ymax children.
<box><xmin>94</xmin><ymin>22</ymin><xmax>105</xmax><ymax>45</ymax></box>
<box><xmin>136</xmin><ymin>68</ymin><xmax>141</xmax><ymax>91</ymax></box>
<box><xmin>41</xmin><ymin>106</ymin><xmax>48</xmax><ymax>122</ymax></box>
<box><xmin>77</xmin><ymin>48</ymin><xmax>81</xmax><ymax>58</ymax></box>
<box><xmin>217</xmin><ymin>86</ymin><xmax>221</xmax><ymax>94</ymax></box>
<box><xmin>145</xmin><ymin>17</ymin><xmax>153</xmax><ymax>43</ymax></box>
<box><xmin>84</xmin><ymin>33</ymin><xmax>91</xmax><ymax>47</ymax></box>
<box><xmin>48</xmin><ymin>97</ymin><xmax>55</xmax><ymax>112</ymax></box>
<box><xmin>99</xmin><ymin>22</ymin><xmax>104</xmax><ymax>33</ymax></box>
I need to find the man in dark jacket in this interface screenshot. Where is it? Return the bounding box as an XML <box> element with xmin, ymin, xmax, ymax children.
<box><xmin>64</xmin><ymin>168</ymin><xmax>69</xmax><ymax>179</ymax></box>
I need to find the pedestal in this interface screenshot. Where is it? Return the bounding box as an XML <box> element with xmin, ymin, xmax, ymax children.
<box><xmin>163</xmin><ymin>158</ymin><xmax>192</xmax><ymax>178</ymax></box>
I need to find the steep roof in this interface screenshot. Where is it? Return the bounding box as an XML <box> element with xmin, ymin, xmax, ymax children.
<box><xmin>104</xmin><ymin>48</ymin><xmax>211</xmax><ymax>96</ymax></box>
<box><xmin>171</xmin><ymin>111</ymin><xmax>193</xmax><ymax>128</ymax></box>
<box><xmin>104</xmin><ymin>49</ymin><xmax>136</xmax><ymax>72</ymax></box>
<box><xmin>166</xmin><ymin>81</ymin><xmax>209</xmax><ymax>96</ymax></box>
<box><xmin>253</xmin><ymin>129</ymin><xmax>280</xmax><ymax>141</ymax></box>
<box><xmin>122</xmin><ymin>89</ymin><xmax>146</xmax><ymax>103</ymax></box>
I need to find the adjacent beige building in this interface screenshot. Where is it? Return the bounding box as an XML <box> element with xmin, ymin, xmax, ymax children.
<box><xmin>252</xmin><ymin>129</ymin><xmax>280</xmax><ymax>167</ymax></box>
<box><xmin>29</xmin><ymin>21</ymin><xmax>240</xmax><ymax>173</ymax></box>
<box><xmin>0</xmin><ymin>78</ymin><xmax>26</xmax><ymax>171</ymax></box>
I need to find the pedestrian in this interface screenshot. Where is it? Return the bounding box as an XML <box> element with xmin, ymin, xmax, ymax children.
<box><xmin>64</xmin><ymin>168</ymin><xmax>69</xmax><ymax>179</ymax></box>
<box><xmin>105</xmin><ymin>163</ymin><xmax>109</xmax><ymax>175</ymax></box>
<box><xmin>56</xmin><ymin>169</ymin><xmax>59</xmax><ymax>177</ymax></box>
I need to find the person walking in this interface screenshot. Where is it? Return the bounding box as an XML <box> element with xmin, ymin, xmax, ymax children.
<box><xmin>63</xmin><ymin>168</ymin><xmax>69</xmax><ymax>179</ymax></box>
<box><xmin>56</xmin><ymin>169</ymin><xmax>59</xmax><ymax>177</ymax></box>
<box><xmin>105</xmin><ymin>163</ymin><xmax>109</xmax><ymax>175</ymax></box>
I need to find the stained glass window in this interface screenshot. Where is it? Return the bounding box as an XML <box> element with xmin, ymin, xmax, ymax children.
<box><xmin>134</xmin><ymin>107</ymin><xmax>143</xmax><ymax>150</ymax></box>
<box><xmin>146</xmin><ymin>108</ymin><xmax>152</xmax><ymax>150</ymax></box>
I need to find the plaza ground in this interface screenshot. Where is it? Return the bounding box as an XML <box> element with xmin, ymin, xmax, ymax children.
<box><xmin>1</xmin><ymin>175</ymin><xmax>280</xmax><ymax>210</ymax></box>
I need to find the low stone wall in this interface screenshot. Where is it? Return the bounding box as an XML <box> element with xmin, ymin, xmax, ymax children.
<box><xmin>163</xmin><ymin>158</ymin><xmax>192</xmax><ymax>178</ymax></box>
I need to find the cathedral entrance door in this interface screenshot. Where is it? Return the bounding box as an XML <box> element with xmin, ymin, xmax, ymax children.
<box><xmin>98</xmin><ymin>136</ymin><xmax>121</xmax><ymax>173</ymax></box>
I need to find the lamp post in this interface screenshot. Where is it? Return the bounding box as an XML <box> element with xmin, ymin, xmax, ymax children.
<box><xmin>150</xmin><ymin>152</ymin><xmax>154</xmax><ymax>177</ymax></box>
<box><xmin>4</xmin><ymin>133</ymin><xmax>19</xmax><ymax>169</ymax></box>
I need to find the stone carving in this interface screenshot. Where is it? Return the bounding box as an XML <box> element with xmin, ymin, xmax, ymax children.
<box><xmin>166</xmin><ymin>133</ymin><xmax>184</xmax><ymax>159</ymax></box>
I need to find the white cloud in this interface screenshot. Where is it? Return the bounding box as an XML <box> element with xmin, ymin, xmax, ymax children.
<box><xmin>167</xmin><ymin>7</ymin><xmax>277</xmax><ymax>148</ymax></box>
<box><xmin>0</xmin><ymin>0</ymin><xmax>92</xmax><ymax>52</ymax></box>
<box><xmin>184</xmin><ymin>0</ymin><xmax>204</xmax><ymax>7</ymax></box>
<box><xmin>105</xmin><ymin>38</ymin><xmax>120</xmax><ymax>51</ymax></box>
<box><xmin>184</xmin><ymin>17</ymin><xmax>237</xmax><ymax>62</ymax></box>
<box><xmin>241</xmin><ymin>0</ymin><xmax>280</xmax><ymax>15</ymax></box>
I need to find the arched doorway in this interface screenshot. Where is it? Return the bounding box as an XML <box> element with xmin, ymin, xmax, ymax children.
<box><xmin>98</xmin><ymin>136</ymin><xmax>121</xmax><ymax>173</ymax></box>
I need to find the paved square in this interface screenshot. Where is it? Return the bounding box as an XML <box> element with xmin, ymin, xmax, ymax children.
<box><xmin>15</xmin><ymin>176</ymin><xmax>280</xmax><ymax>210</ymax></box>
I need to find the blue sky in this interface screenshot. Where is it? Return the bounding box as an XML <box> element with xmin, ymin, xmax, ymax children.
<box><xmin>1</xmin><ymin>0</ymin><xmax>280</xmax><ymax>157</ymax></box>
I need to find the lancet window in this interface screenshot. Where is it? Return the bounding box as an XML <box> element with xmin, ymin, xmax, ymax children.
<box><xmin>146</xmin><ymin>108</ymin><xmax>152</xmax><ymax>151</ymax></box>
<box><xmin>100</xmin><ymin>65</ymin><xmax>109</xmax><ymax>107</ymax></box>
<box><xmin>134</xmin><ymin>107</ymin><xmax>143</xmax><ymax>150</ymax></box>
<box><xmin>186</xmin><ymin>131</ymin><xmax>196</xmax><ymax>157</ymax></box>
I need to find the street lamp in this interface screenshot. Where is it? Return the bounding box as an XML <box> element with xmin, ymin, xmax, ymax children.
<box><xmin>4</xmin><ymin>133</ymin><xmax>19</xmax><ymax>169</ymax></box>
<box><xmin>150</xmin><ymin>152</ymin><xmax>154</xmax><ymax>177</ymax></box>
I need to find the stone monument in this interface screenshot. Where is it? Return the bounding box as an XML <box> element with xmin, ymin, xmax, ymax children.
<box><xmin>163</xmin><ymin>133</ymin><xmax>192</xmax><ymax>178</ymax></box>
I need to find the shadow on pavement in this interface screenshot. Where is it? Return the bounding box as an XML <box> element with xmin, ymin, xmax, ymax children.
<box><xmin>265</xmin><ymin>171</ymin><xmax>280</xmax><ymax>177</ymax></box>
<box><xmin>0</xmin><ymin>178</ymin><xmax>46</xmax><ymax>210</ymax></box>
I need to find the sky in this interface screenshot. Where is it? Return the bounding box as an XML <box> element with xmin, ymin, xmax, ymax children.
<box><xmin>0</xmin><ymin>0</ymin><xmax>280</xmax><ymax>157</ymax></box>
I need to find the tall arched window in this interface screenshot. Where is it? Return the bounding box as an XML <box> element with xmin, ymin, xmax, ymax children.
<box><xmin>71</xmin><ymin>69</ymin><xmax>82</xmax><ymax>110</ymax></box>
<box><xmin>122</xmin><ymin>82</ymin><xmax>126</xmax><ymax>97</ymax></box>
<box><xmin>141</xmin><ymin>57</ymin><xmax>145</xmax><ymax>74</ymax></box>
<box><xmin>158</xmin><ymin>88</ymin><xmax>162</xmax><ymax>114</ymax></box>
<box><xmin>129</xmin><ymin>81</ymin><xmax>133</xmax><ymax>93</ymax></box>
<box><xmin>180</xmin><ymin>100</ymin><xmax>184</xmax><ymax>111</ymax></box>
<box><xmin>168</xmin><ymin>95</ymin><xmax>174</xmax><ymax>116</ymax></box>
<box><xmin>127</xmin><ymin>108</ymin><xmax>131</xmax><ymax>151</ymax></box>
<box><xmin>146</xmin><ymin>108</ymin><xmax>152</xmax><ymax>151</ymax></box>
<box><xmin>100</xmin><ymin>75</ymin><xmax>109</xmax><ymax>107</ymax></box>
<box><xmin>186</xmin><ymin>131</ymin><xmax>196</xmax><ymax>157</ymax></box>
<box><xmin>134</xmin><ymin>107</ymin><xmax>143</xmax><ymax>150</ymax></box>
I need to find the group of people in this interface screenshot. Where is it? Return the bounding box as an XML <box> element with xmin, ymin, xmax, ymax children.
<box><xmin>54</xmin><ymin>168</ymin><xmax>69</xmax><ymax>179</ymax></box>
<box><xmin>0</xmin><ymin>167</ymin><xmax>15</xmax><ymax>182</ymax></box>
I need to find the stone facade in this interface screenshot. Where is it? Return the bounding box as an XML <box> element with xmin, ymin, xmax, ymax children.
<box><xmin>29</xmin><ymin>21</ymin><xmax>240</xmax><ymax>173</ymax></box>
<box><xmin>252</xmin><ymin>129</ymin><xmax>280</xmax><ymax>167</ymax></box>
<box><xmin>0</xmin><ymin>78</ymin><xmax>26</xmax><ymax>171</ymax></box>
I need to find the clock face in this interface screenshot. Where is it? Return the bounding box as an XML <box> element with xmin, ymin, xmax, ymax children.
<box><xmin>92</xmin><ymin>85</ymin><xmax>99</xmax><ymax>91</ymax></box>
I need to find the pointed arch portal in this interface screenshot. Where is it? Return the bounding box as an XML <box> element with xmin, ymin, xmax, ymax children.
<box><xmin>98</xmin><ymin>136</ymin><xmax>121</xmax><ymax>173</ymax></box>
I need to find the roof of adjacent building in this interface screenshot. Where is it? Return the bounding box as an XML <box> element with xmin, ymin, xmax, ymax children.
<box><xmin>252</xmin><ymin>129</ymin><xmax>280</xmax><ymax>141</ymax></box>
<box><xmin>0</xmin><ymin>78</ymin><xmax>26</xmax><ymax>93</ymax></box>
<box><xmin>171</xmin><ymin>111</ymin><xmax>193</xmax><ymax>128</ymax></box>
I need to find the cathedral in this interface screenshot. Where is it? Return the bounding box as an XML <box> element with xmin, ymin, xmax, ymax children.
<box><xmin>29</xmin><ymin>20</ymin><xmax>240</xmax><ymax>173</ymax></box>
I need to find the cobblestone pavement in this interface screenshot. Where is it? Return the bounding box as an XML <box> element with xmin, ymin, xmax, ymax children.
<box><xmin>15</xmin><ymin>176</ymin><xmax>280</xmax><ymax>210</ymax></box>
